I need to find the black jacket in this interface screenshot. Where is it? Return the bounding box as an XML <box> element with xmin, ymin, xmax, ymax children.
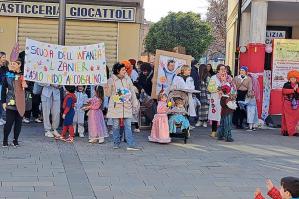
<box><xmin>136</xmin><ymin>70</ymin><xmax>153</xmax><ymax>96</ymax></box>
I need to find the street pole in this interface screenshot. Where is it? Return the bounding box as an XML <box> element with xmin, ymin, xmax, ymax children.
<box><xmin>58</xmin><ymin>0</ymin><xmax>66</xmax><ymax>45</ymax></box>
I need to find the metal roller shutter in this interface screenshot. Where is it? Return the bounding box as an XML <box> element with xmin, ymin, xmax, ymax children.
<box><xmin>18</xmin><ymin>18</ymin><xmax>118</xmax><ymax>67</ymax></box>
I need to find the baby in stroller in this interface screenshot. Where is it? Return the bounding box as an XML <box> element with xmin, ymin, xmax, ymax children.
<box><xmin>168</xmin><ymin>97</ymin><xmax>190</xmax><ymax>143</ymax></box>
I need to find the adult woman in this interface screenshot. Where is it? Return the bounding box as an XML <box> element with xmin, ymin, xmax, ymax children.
<box><xmin>233</xmin><ymin>66</ymin><xmax>253</xmax><ymax>129</ymax></box>
<box><xmin>207</xmin><ymin>64</ymin><xmax>215</xmax><ymax>77</ymax></box>
<box><xmin>0</xmin><ymin>52</ymin><xmax>8</xmax><ymax>125</ymax></box>
<box><xmin>196</xmin><ymin>64</ymin><xmax>210</xmax><ymax>127</ymax></box>
<box><xmin>105</xmin><ymin>63</ymin><xmax>140</xmax><ymax>150</ymax></box>
<box><xmin>208</xmin><ymin>64</ymin><xmax>235</xmax><ymax>137</ymax></box>
<box><xmin>281</xmin><ymin>70</ymin><xmax>299</xmax><ymax>136</ymax></box>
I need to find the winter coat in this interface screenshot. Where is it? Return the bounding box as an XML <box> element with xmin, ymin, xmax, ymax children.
<box><xmin>105</xmin><ymin>74</ymin><xmax>138</xmax><ymax>119</ymax></box>
<box><xmin>191</xmin><ymin>66</ymin><xmax>200</xmax><ymax>91</ymax></box>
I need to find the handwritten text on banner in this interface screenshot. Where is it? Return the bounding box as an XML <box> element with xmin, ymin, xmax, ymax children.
<box><xmin>24</xmin><ymin>39</ymin><xmax>107</xmax><ymax>85</ymax></box>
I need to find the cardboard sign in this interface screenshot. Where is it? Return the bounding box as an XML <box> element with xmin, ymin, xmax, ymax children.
<box><xmin>151</xmin><ymin>50</ymin><xmax>193</xmax><ymax>98</ymax></box>
<box><xmin>24</xmin><ymin>38</ymin><xmax>107</xmax><ymax>85</ymax></box>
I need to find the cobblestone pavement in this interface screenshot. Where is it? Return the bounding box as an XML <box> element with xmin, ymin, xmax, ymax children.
<box><xmin>0</xmin><ymin>124</ymin><xmax>298</xmax><ymax>199</ymax></box>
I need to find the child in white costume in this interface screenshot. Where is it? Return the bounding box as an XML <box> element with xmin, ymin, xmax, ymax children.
<box><xmin>74</xmin><ymin>86</ymin><xmax>88</xmax><ymax>137</ymax></box>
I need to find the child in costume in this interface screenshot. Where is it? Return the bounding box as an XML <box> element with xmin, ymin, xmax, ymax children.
<box><xmin>217</xmin><ymin>85</ymin><xmax>237</xmax><ymax>142</ymax></box>
<box><xmin>74</xmin><ymin>86</ymin><xmax>88</xmax><ymax>137</ymax></box>
<box><xmin>255</xmin><ymin>177</ymin><xmax>299</xmax><ymax>199</ymax></box>
<box><xmin>84</xmin><ymin>86</ymin><xmax>108</xmax><ymax>144</ymax></box>
<box><xmin>245</xmin><ymin>91</ymin><xmax>258</xmax><ymax>131</ymax></box>
<box><xmin>168</xmin><ymin>98</ymin><xmax>190</xmax><ymax>134</ymax></box>
<box><xmin>148</xmin><ymin>91</ymin><xmax>171</xmax><ymax>143</ymax></box>
<box><xmin>2</xmin><ymin>54</ymin><xmax>28</xmax><ymax>147</ymax></box>
<box><xmin>59</xmin><ymin>86</ymin><xmax>77</xmax><ymax>143</ymax></box>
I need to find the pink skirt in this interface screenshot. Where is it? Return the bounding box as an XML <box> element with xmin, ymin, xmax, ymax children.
<box><xmin>88</xmin><ymin>110</ymin><xmax>108</xmax><ymax>139</ymax></box>
<box><xmin>148</xmin><ymin>114</ymin><xmax>171</xmax><ymax>143</ymax></box>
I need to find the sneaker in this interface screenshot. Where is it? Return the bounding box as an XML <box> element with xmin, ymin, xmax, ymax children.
<box><xmin>113</xmin><ymin>145</ymin><xmax>120</xmax><ymax>149</ymax></box>
<box><xmin>12</xmin><ymin>140</ymin><xmax>19</xmax><ymax>147</ymax></box>
<box><xmin>134</xmin><ymin>129</ymin><xmax>141</xmax><ymax>133</ymax></box>
<box><xmin>52</xmin><ymin>130</ymin><xmax>61</xmax><ymax>138</ymax></box>
<box><xmin>126</xmin><ymin>147</ymin><xmax>141</xmax><ymax>151</ymax></box>
<box><xmin>34</xmin><ymin>118</ymin><xmax>43</xmax><ymax>123</ymax></box>
<box><xmin>203</xmin><ymin>122</ymin><xmax>208</xmax><ymax>128</ymax></box>
<box><xmin>98</xmin><ymin>138</ymin><xmax>105</xmax><ymax>144</ymax></box>
<box><xmin>252</xmin><ymin>128</ymin><xmax>257</xmax><ymax>131</ymax></box>
<box><xmin>0</xmin><ymin>120</ymin><xmax>4</xmax><ymax>126</ymax></box>
<box><xmin>195</xmin><ymin>121</ymin><xmax>203</xmax><ymax>127</ymax></box>
<box><xmin>246</xmin><ymin>129</ymin><xmax>253</xmax><ymax>132</ymax></box>
<box><xmin>66</xmin><ymin>137</ymin><xmax>74</xmax><ymax>143</ymax></box>
<box><xmin>0</xmin><ymin>119</ymin><xmax>6</xmax><ymax>124</ymax></box>
<box><xmin>79</xmin><ymin>132</ymin><xmax>85</xmax><ymax>138</ymax></box>
<box><xmin>2</xmin><ymin>141</ymin><xmax>8</xmax><ymax>148</ymax></box>
<box><xmin>59</xmin><ymin>136</ymin><xmax>66</xmax><ymax>141</ymax></box>
<box><xmin>23</xmin><ymin>118</ymin><xmax>30</xmax><ymax>124</ymax></box>
<box><xmin>45</xmin><ymin>131</ymin><xmax>54</xmax><ymax>138</ymax></box>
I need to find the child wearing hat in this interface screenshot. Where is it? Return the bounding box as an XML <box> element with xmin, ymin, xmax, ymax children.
<box><xmin>255</xmin><ymin>177</ymin><xmax>299</xmax><ymax>199</ymax></box>
<box><xmin>59</xmin><ymin>86</ymin><xmax>77</xmax><ymax>143</ymax></box>
<box><xmin>217</xmin><ymin>84</ymin><xmax>237</xmax><ymax>142</ymax></box>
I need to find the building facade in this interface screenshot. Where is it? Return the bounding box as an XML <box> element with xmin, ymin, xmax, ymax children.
<box><xmin>226</xmin><ymin>0</ymin><xmax>299</xmax><ymax>69</ymax></box>
<box><xmin>0</xmin><ymin>0</ymin><xmax>144</xmax><ymax>67</ymax></box>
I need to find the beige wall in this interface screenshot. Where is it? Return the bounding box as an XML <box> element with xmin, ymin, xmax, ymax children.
<box><xmin>0</xmin><ymin>16</ymin><xmax>17</xmax><ymax>57</ymax></box>
<box><xmin>293</xmin><ymin>26</ymin><xmax>299</xmax><ymax>39</ymax></box>
<box><xmin>118</xmin><ymin>23</ymin><xmax>141</xmax><ymax>61</ymax></box>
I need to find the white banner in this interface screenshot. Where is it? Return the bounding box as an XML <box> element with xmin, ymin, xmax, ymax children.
<box><xmin>24</xmin><ymin>39</ymin><xmax>107</xmax><ymax>85</ymax></box>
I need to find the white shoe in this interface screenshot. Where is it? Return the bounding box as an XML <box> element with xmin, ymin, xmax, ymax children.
<box><xmin>79</xmin><ymin>132</ymin><xmax>85</xmax><ymax>138</ymax></box>
<box><xmin>45</xmin><ymin>131</ymin><xmax>54</xmax><ymax>138</ymax></box>
<box><xmin>98</xmin><ymin>138</ymin><xmax>104</xmax><ymax>144</ymax></box>
<box><xmin>134</xmin><ymin>129</ymin><xmax>141</xmax><ymax>133</ymax></box>
<box><xmin>89</xmin><ymin>138</ymin><xmax>98</xmax><ymax>143</ymax></box>
<box><xmin>203</xmin><ymin>122</ymin><xmax>208</xmax><ymax>128</ymax></box>
<box><xmin>34</xmin><ymin>118</ymin><xmax>42</xmax><ymax>123</ymax></box>
<box><xmin>0</xmin><ymin>119</ymin><xmax>6</xmax><ymax>124</ymax></box>
<box><xmin>52</xmin><ymin>130</ymin><xmax>60</xmax><ymax>138</ymax></box>
<box><xmin>23</xmin><ymin>118</ymin><xmax>30</xmax><ymax>123</ymax></box>
<box><xmin>195</xmin><ymin>121</ymin><xmax>203</xmax><ymax>127</ymax></box>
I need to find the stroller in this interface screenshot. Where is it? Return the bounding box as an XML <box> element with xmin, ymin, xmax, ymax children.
<box><xmin>168</xmin><ymin>90</ymin><xmax>191</xmax><ymax>144</ymax></box>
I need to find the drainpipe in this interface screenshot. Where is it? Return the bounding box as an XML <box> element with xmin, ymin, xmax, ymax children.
<box><xmin>234</xmin><ymin>0</ymin><xmax>242</xmax><ymax>76</ymax></box>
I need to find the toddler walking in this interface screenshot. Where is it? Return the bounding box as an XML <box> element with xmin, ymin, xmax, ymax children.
<box><xmin>84</xmin><ymin>86</ymin><xmax>108</xmax><ymax>144</ymax></box>
<box><xmin>60</xmin><ymin>86</ymin><xmax>77</xmax><ymax>143</ymax></box>
<box><xmin>74</xmin><ymin>86</ymin><xmax>88</xmax><ymax>137</ymax></box>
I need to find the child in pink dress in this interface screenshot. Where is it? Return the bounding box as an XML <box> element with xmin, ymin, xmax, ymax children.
<box><xmin>84</xmin><ymin>86</ymin><xmax>108</xmax><ymax>144</ymax></box>
<box><xmin>148</xmin><ymin>92</ymin><xmax>171</xmax><ymax>143</ymax></box>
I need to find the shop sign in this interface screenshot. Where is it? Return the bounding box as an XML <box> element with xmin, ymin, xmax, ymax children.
<box><xmin>265</xmin><ymin>30</ymin><xmax>286</xmax><ymax>46</ymax></box>
<box><xmin>0</xmin><ymin>1</ymin><xmax>135</xmax><ymax>22</ymax></box>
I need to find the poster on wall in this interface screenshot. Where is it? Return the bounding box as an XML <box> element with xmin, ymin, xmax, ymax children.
<box><xmin>272</xmin><ymin>39</ymin><xmax>299</xmax><ymax>89</ymax></box>
<box><xmin>151</xmin><ymin>50</ymin><xmax>193</xmax><ymax>98</ymax></box>
<box><xmin>24</xmin><ymin>38</ymin><xmax>107</xmax><ymax>85</ymax></box>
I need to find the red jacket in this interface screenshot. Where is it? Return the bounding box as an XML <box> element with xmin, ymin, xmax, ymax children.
<box><xmin>255</xmin><ymin>187</ymin><xmax>282</xmax><ymax>199</ymax></box>
<box><xmin>63</xmin><ymin>93</ymin><xmax>77</xmax><ymax>115</ymax></box>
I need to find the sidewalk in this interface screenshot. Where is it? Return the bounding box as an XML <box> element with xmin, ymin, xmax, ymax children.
<box><xmin>0</xmin><ymin>124</ymin><xmax>298</xmax><ymax>199</ymax></box>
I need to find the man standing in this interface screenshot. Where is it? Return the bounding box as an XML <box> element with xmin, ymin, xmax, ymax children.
<box><xmin>41</xmin><ymin>85</ymin><xmax>61</xmax><ymax>138</ymax></box>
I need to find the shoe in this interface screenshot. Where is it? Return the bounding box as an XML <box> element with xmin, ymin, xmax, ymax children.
<box><xmin>66</xmin><ymin>137</ymin><xmax>74</xmax><ymax>143</ymax></box>
<box><xmin>52</xmin><ymin>130</ymin><xmax>61</xmax><ymax>138</ymax></box>
<box><xmin>34</xmin><ymin>118</ymin><xmax>43</xmax><ymax>123</ymax></box>
<box><xmin>225</xmin><ymin>138</ymin><xmax>234</xmax><ymax>142</ymax></box>
<box><xmin>0</xmin><ymin>119</ymin><xmax>6</xmax><ymax>124</ymax></box>
<box><xmin>134</xmin><ymin>129</ymin><xmax>141</xmax><ymax>133</ymax></box>
<box><xmin>0</xmin><ymin>120</ymin><xmax>4</xmax><ymax>126</ymax></box>
<box><xmin>126</xmin><ymin>147</ymin><xmax>141</xmax><ymax>151</ymax></box>
<box><xmin>23</xmin><ymin>118</ymin><xmax>30</xmax><ymax>124</ymax></box>
<box><xmin>89</xmin><ymin>138</ymin><xmax>98</xmax><ymax>143</ymax></box>
<box><xmin>2</xmin><ymin>141</ymin><xmax>8</xmax><ymax>148</ymax></box>
<box><xmin>45</xmin><ymin>131</ymin><xmax>54</xmax><ymax>138</ymax></box>
<box><xmin>203</xmin><ymin>122</ymin><xmax>208</xmax><ymax>128</ymax></box>
<box><xmin>98</xmin><ymin>138</ymin><xmax>105</xmax><ymax>144</ymax></box>
<box><xmin>79</xmin><ymin>132</ymin><xmax>85</xmax><ymax>138</ymax></box>
<box><xmin>195</xmin><ymin>121</ymin><xmax>203</xmax><ymax>127</ymax></box>
<box><xmin>12</xmin><ymin>140</ymin><xmax>19</xmax><ymax>147</ymax></box>
<box><xmin>59</xmin><ymin>136</ymin><xmax>66</xmax><ymax>141</ymax></box>
<box><xmin>246</xmin><ymin>129</ymin><xmax>253</xmax><ymax>132</ymax></box>
<box><xmin>113</xmin><ymin>145</ymin><xmax>120</xmax><ymax>149</ymax></box>
<box><xmin>210</xmin><ymin>131</ymin><xmax>217</xmax><ymax>138</ymax></box>
<box><xmin>252</xmin><ymin>128</ymin><xmax>257</xmax><ymax>131</ymax></box>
